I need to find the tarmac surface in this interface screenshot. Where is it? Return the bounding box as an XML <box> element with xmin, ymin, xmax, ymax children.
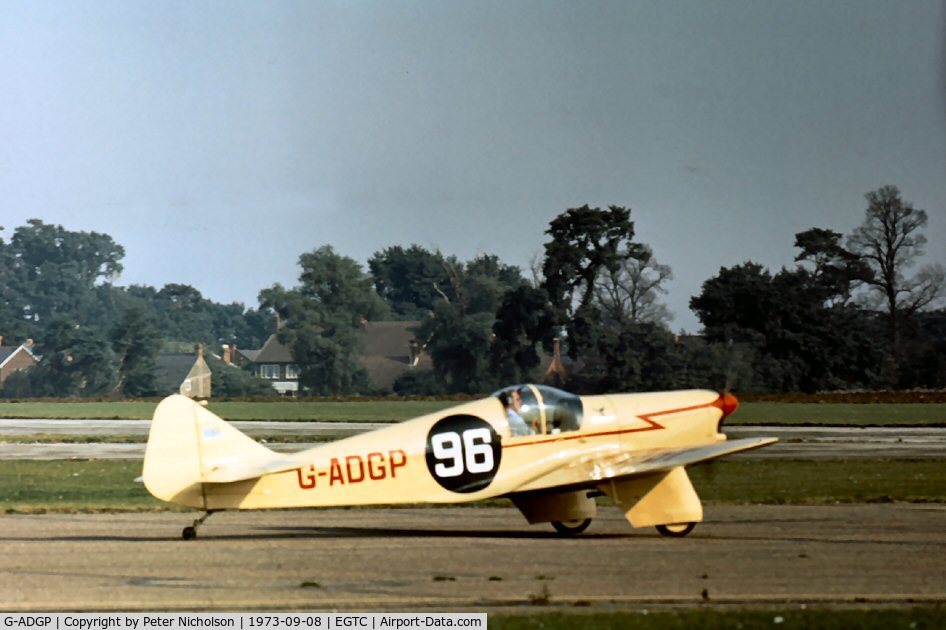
<box><xmin>1</xmin><ymin>504</ymin><xmax>944</xmax><ymax>611</ymax></box>
<box><xmin>1</xmin><ymin>421</ymin><xmax>945</xmax><ymax>459</ymax></box>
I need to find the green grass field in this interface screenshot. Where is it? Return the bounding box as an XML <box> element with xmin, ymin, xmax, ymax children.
<box><xmin>1</xmin><ymin>459</ymin><xmax>942</xmax><ymax>513</ymax></box>
<box><xmin>489</xmin><ymin>608</ymin><xmax>946</xmax><ymax>629</ymax></box>
<box><xmin>0</xmin><ymin>400</ymin><xmax>456</xmax><ymax>421</ymax></box>
<box><xmin>0</xmin><ymin>400</ymin><xmax>945</xmax><ymax>425</ymax></box>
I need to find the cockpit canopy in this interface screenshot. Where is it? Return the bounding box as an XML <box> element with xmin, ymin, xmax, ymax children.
<box><xmin>492</xmin><ymin>384</ymin><xmax>584</xmax><ymax>436</ymax></box>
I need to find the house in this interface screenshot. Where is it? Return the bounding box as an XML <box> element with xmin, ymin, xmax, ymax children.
<box><xmin>155</xmin><ymin>344</ymin><xmax>212</xmax><ymax>398</ymax></box>
<box><xmin>245</xmin><ymin>334</ymin><xmax>300</xmax><ymax>396</ymax></box>
<box><xmin>0</xmin><ymin>336</ymin><xmax>39</xmax><ymax>389</ymax></box>
<box><xmin>358</xmin><ymin>321</ymin><xmax>429</xmax><ymax>391</ymax></box>
<box><xmin>241</xmin><ymin>321</ymin><xmax>428</xmax><ymax>395</ymax></box>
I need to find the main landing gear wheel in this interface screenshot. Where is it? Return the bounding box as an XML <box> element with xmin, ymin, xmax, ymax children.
<box><xmin>655</xmin><ymin>522</ymin><xmax>696</xmax><ymax>538</ymax></box>
<box><xmin>551</xmin><ymin>518</ymin><xmax>592</xmax><ymax>536</ymax></box>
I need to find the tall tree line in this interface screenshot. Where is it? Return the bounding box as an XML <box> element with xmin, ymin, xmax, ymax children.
<box><xmin>2</xmin><ymin>184</ymin><xmax>943</xmax><ymax>397</ymax></box>
<box><xmin>0</xmin><ymin>220</ymin><xmax>273</xmax><ymax>397</ymax></box>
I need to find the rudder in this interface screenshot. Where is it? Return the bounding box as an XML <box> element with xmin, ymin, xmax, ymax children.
<box><xmin>142</xmin><ymin>395</ymin><xmax>278</xmax><ymax>508</ymax></box>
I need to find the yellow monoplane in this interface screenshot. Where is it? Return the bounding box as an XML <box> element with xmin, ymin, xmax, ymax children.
<box><xmin>142</xmin><ymin>385</ymin><xmax>775</xmax><ymax>539</ymax></box>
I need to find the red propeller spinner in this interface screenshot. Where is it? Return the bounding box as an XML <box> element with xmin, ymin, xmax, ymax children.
<box><xmin>713</xmin><ymin>392</ymin><xmax>739</xmax><ymax>419</ymax></box>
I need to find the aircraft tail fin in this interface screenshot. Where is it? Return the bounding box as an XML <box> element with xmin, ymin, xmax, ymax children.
<box><xmin>142</xmin><ymin>395</ymin><xmax>294</xmax><ymax>508</ymax></box>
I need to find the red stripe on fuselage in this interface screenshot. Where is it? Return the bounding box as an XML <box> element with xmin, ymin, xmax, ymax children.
<box><xmin>503</xmin><ymin>396</ymin><xmax>721</xmax><ymax>449</ymax></box>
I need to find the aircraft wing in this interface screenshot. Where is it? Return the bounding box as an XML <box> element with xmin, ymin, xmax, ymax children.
<box><xmin>572</xmin><ymin>437</ymin><xmax>778</xmax><ymax>483</ymax></box>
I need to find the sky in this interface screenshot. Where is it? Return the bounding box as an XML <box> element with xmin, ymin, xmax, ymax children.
<box><xmin>2</xmin><ymin>0</ymin><xmax>944</xmax><ymax>332</ymax></box>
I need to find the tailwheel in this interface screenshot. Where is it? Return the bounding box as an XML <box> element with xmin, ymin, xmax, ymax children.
<box><xmin>655</xmin><ymin>522</ymin><xmax>696</xmax><ymax>538</ymax></box>
<box><xmin>181</xmin><ymin>510</ymin><xmax>216</xmax><ymax>540</ymax></box>
<box><xmin>551</xmin><ymin>518</ymin><xmax>592</xmax><ymax>536</ymax></box>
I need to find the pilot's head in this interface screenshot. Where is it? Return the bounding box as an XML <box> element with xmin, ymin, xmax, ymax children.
<box><xmin>510</xmin><ymin>389</ymin><xmax>522</xmax><ymax>410</ymax></box>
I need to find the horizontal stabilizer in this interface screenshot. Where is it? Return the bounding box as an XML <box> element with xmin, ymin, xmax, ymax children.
<box><xmin>200</xmin><ymin>456</ymin><xmax>303</xmax><ymax>484</ymax></box>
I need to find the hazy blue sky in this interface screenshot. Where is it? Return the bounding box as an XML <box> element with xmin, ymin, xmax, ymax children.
<box><xmin>3</xmin><ymin>1</ymin><xmax>944</xmax><ymax>331</ymax></box>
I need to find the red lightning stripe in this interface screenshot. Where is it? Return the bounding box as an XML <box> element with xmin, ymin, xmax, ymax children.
<box><xmin>504</xmin><ymin>395</ymin><xmax>724</xmax><ymax>449</ymax></box>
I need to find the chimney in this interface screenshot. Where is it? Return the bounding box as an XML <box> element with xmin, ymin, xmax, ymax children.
<box><xmin>545</xmin><ymin>337</ymin><xmax>567</xmax><ymax>385</ymax></box>
<box><xmin>25</xmin><ymin>338</ymin><xmax>33</xmax><ymax>347</ymax></box>
<box><xmin>195</xmin><ymin>343</ymin><xmax>204</xmax><ymax>358</ymax></box>
<box><xmin>222</xmin><ymin>344</ymin><xmax>231</xmax><ymax>365</ymax></box>
<box><xmin>0</xmin><ymin>335</ymin><xmax>3</xmax><ymax>347</ymax></box>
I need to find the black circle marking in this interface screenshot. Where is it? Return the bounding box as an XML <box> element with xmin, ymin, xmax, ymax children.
<box><xmin>425</xmin><ymin>414</ymin><xmax>502</xmax><ymax>493</ymax></box>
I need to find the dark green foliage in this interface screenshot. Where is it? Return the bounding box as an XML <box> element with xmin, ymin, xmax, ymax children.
<box><xmin>2</xmin><ymin>186</ymin><xmax>943</xmax><ymax>398</ymax></box>
<box><xmin>542</xmin><ymin>205</ymin><xmax>642</xmax><ymax>311</ymax></box>
<box><xmin>690</xmin><ymin>261</ymin><xmax>887</xmax><ymax>392</ymax></box>
<box><xmin>490</xmin><ymin>285</ymin><xmax>557</xmax><ymax>383</ymax></box>
<box><xmin>0</xmin><ymin>220</ymin><xmax>272</xmax><ymax>398</ymax></box>
<box><xmin>369</xmin><ymin>244</ymin><xmax>452</xmax><ymax>319</ymax></box>
<box><xmin>203</xmin><ymin>356</ymin><xmax>275</xmax><ymax>397</ymax></box>
<box><xmin>392</xmin><ymin>369</ymin><xmax>447</xmax><ymax>396</ymax></box>
<box><xmin>542</xmin><ymin>205</ymin><xmax>645</xmax><ymax>362</ymax></box>
<box><xmin>25</xmin><ymin>317</ymin><xmax>117</xmax><ymax>397</ymax></box>
<box><xmin>416</xmin><ymin>255</ymin><xmax>526</xmax><ymax>394</ymax></box>
<box><xmin>0</xmin><ymin>219</ymin><xmax>125</xmax><ymax>341</ymax></box>
<box><xmin>260</xmin><ymin>246</ymin><xmax>388</xmax><ymax>395</ymax></box>
<box><xmin>110</xmin><ymin>305</ymin><xmax>160</xmax><ymax>396</ymax></box>
<box><xmin>793</xmin><ymin>227</ymin><xmax>869</xmax><ymax>304</ymax></box>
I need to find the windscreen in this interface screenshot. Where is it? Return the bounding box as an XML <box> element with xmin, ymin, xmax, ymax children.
<box><xmin>492</xmin><ymin>384</ymin><xmax>584</xmax><ymax>435</ymax></box>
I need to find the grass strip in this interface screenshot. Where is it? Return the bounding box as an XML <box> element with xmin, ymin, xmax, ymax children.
<box><xmin>0</xmin><ymin>459</ymin><xmax>942</xmax><ymax>513</ymax></box>
<box><xmin>0</xmin><ymin>400</ymin><xmax>455</xmax><ymax>422</ymax></box>
<box><xmin>728</xmin><ymin>402</ymin><xmax>946</xmax><ymax>426</ymax></box>
<box><xmin>0</xmin><ymin>434</ymin><xmax>334</xmax><ymax>444</ymax></box>
<box><xmin>0</xmin><ymin>400</ymin><xmax>945</xmax><ymax>425</ymax></box>
<box><xmin>0</xmin><ymin>460</ymin><xmax>163</xmax><ymax>512</ymax></box>
<box><xmin>689</xmin><ymin>459</ymin><xmax>946</xmax><ymax>504</ymax></box>
<box><xmin>489</xmin><ymin>608</ymin><xmax>946</xmax><ymax>629</ymax></box>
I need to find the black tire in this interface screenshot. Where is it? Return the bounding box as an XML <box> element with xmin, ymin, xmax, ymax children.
<box><xmin>655</xmin><ymin>522</ymin><xmax>696</xmax><ymax>538</ymax></box>
<box><xmin>551</xmin><ymin>518</ymin><xmax>592</xmax><ymax>536</ymax></box>
<box><xmin>182</xmin><ymin>526</ymin><xmax>197</xmax><ymax>540</ymax></box>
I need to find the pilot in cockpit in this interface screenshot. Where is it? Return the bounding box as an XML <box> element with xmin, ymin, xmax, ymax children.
<box><xmin>499</xmin><ymin>389</ymin><xmax>533</xmax><ymax>436</ymax></box>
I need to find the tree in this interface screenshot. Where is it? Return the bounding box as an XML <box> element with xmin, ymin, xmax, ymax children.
<box><xmin>260</xmin><ymin>246</ymin><xmax>388</xmax><ymax>395</ymax></box>
<box><xmin>490</xmin><ymin>285</ymin><xmax>557</xmax><ymax>383</ymax></box>
<box><xmin>368</xmin><ymin>245</ymin><xmax>451</xmax><ymax>319</ymax></box>
<box><xmin>417</xmin><ymin>254</ymin><xmax>527</xmax><ymax>393</ymax></box>
<box><xmin>793</xmin><ymin>227</ymin><xmax>869</xmax><ymax>306</ymax></box>
<box><xmin>203</xmin><ymin>355</ymin><xmax>276</xmax><ymax>397</ymax></box>
<box><xmin>0</xmin><ymin>219</ymin><xmax>125</xmax><ymax>339</ymax></box>
<box><xmin>690</xmin><ymin>262</ymin><xmax>775</xmax><ymax>345</ymax></box>
<box><xmin>690</xmin><ymin>261</ymin><xmax>886</xmax><ymax>392</ymax></box>
<box><xmin>542</xmin><ymin>205</ymin><xmax>643</xmax><ymax>311</ymax></box>
<box><xmin>848</xmin><ymin>186</ymin><xmax>945</xmax><ymax>339</ymax></box>
<box><xmin>296</xmin><ymin>246</ymin><xmax>389</xmax><ymax>323</ymax></box>
<box><xmin>110</xmin><ymin>305</ymin><xmax>161</xmax><ymax>397</ymax></box>
<box><xmin>593</xmin><ymin>244</ymin><xmax>674</xmax><ymax>327</ymax></box>
<box><xmin>151</xmin><ymin>284</ymin><xmax>216</xmax><ymax>345</ymax></box>
<box><xmin>541</xmin><ymin>205</ymin><xmax>644</xmax><ymax>360</ymax></box>
<box><xmin>26</xmin><ymin>317</ymin><xmax>116</xmax><ymax>397</ymax></box>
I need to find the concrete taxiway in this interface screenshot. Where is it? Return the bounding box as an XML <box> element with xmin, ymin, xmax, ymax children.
<box><xmin>1</xmin><ymin>505</ymin><xmax>943</xmax><ymax>611</ymax></box>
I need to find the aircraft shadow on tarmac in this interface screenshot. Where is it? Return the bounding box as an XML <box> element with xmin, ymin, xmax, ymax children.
<box><xmin>253</xmin><ymin>525</ymin><xmax>635</xmax><ymax>540</ymax></box>
<box><xmin>0</xmin><ymin>526</ymin><xmax>635</xmax><ymax>543</ymax></box>
<box><xmin>4</xmin><ymin>527</ymin><xmax>922</xmax><ymax>547</ymax></box>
